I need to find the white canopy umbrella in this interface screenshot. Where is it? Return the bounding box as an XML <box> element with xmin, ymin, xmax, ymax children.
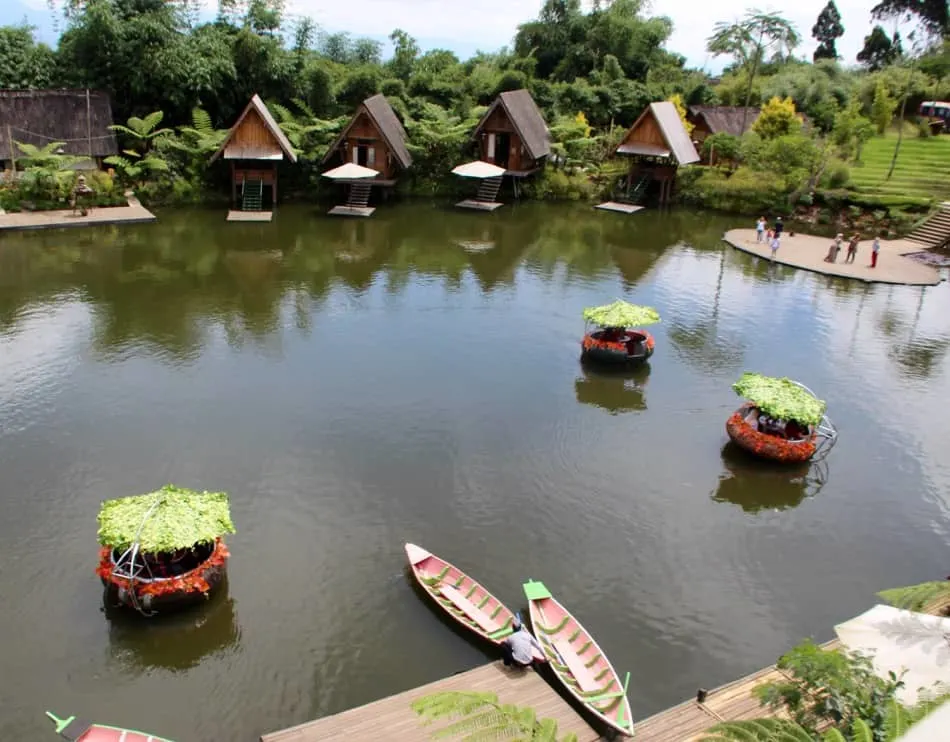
<box><xmin>834</xmin><ymin>604</ymin><xmax>950</xmax><ymax>705</ymax></box>
<box><xmin>322</xmin><ymin>163</ymin><xmax>379</xmax><ymax>179</ymax></box>
<box><xmin>451</xmin><ymin>160</ymin><xmax>506</xmax><ymax>178</ymax></box>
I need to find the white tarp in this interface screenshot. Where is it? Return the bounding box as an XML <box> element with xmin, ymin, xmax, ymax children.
<box><xmin>834</xmin><ymin>604</ymin><xmax>950</xmax><ymax>705</ymax></box>
<box><xmin>321</xmin><ymin>163</ymin><xmax>379</xmax><ymax>179</ymax></box>
<box><xmin>896</xmin><ymin>700</ymin><xmax>950</xmax><ymax>741</ymax></box>
<box><xmin>451</xmin><ymin>160</ymin><xmax>506</xmax><ymax>178</ymax></box>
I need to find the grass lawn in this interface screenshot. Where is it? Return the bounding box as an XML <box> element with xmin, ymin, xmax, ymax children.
<box><xmin>849</xmin><ymin>131</ymin><xmax>950</xmax><ymax>202</ymax></box>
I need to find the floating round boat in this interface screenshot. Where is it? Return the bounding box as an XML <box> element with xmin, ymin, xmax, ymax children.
<box><xmin>727</xmin><ymin>373</ymin><xmax>837</xmax><ymax>464</ymax></box>
<box><xmin>580</xmin><ymin>300</ymin><xmax>660</xmax><ymax>367</ymax></box>
<box><xmin>95</xmin><ymin>484</ymin><xmax>236</xmax><ymax>616</ymax></box>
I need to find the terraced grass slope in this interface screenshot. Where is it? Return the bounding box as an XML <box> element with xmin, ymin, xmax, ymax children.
<box><xmin>850</xmin><ymin>133</ymin><xmax>950</xmax><ymax>201</ymax></box>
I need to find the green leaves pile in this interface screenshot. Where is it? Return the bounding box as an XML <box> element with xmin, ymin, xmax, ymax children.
<box><xmin>582</xmin><ymin>300</ymin><xmax>661</xmax><ymax>328</ymax></box>
<box><xmin>733</xmin><ymin>372</ymin><xmax>827</xmax><ymax>426</ymax></box>
<box><xmin>97</xmin><ymin>484</ymin><xmax>236</xmax><ymax>554</ymax></box>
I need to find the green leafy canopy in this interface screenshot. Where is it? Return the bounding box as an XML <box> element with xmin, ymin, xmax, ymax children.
<box><xmin>582</xmin><ymin>300</ymin><xmax>661</xmax><ymax>328</ymax></box>
<box><xmin>733</xmin><ymin>372</ymin><xmax>827</xmax><ymax>426</ymax></box>
<box><xmin>97</xmin><ymin>484</ymin><xmax>236</xmax><ymax>553</ymax></box>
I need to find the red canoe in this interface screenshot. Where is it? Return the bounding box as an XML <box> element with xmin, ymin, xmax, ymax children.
<box><xmin>523</xmin><ymin>579</ymin><xmax>633</xmax><ymax>737</ymax></box>
<box><xmin>46</xmin><ymin>711</ymin><xmax>173</xmax><ymax>742</ymax></box>
<box><xmin>405</xmin><ymin>543</ymin><xmax>543</xmax><ymax>661</ymax></box>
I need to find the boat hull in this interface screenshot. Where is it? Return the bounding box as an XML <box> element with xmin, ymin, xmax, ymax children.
<box><xmin>726</xmin><ymin>404</ymin><xmax>817</xmax><ymax>464</ymax></box>
<box><xmin>524</xmin><ymin>580</ymin><xmax>633</xmax><ymax>737</ymax></box>
<box><xmin>404</xmin><ymin>543</ymin><xmax>542</xmax><ymax>660</ymax></box>
<box><xmin>47</xmin><ymin>712</ymin><xmax>173</xmax><ymax>742</ymax></box>
<box><xmin>98</xmin><ymin>538</ymin><xmax>229</xmax><ymax>614</ymax></box>
<box><xmin>581</xmin><ymin>329</ymin><xmax>654</xmax><ymax>366</ymax></box>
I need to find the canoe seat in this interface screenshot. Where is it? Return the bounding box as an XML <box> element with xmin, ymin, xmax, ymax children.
<box><xmin>439</xmin><ymin>584</ymin><xmax>501</xmax><ymax>634</ymax></box>
<box><xmin>553</xmin><ymin>639</ymin><xmax>600</xmax><ymax>692</ymax></box>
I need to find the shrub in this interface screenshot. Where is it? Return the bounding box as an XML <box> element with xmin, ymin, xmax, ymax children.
<box><xmin>677</xmin><ymin>166</ymin><xmax>789</xmax><ymax>214</ymax></box>
<box><xmin>523</xmin><ymin>167</ymin><xmax>596</xmax><ymax>201</ymax></box>
<box><xmin>916</xmin><ymin>119</ymin><xmax>932</xmax><ymax>138</ymax></box>
<box><xmin>824</xmin><ymin>162</ymin><xmax>851</xmax><ymax>188</ymax></box>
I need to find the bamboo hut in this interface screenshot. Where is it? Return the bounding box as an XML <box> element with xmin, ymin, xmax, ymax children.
<box><xmin>321</xmin><ymin>94</ymin><xmax>411</xmax><ymax>216</ymax></box>
<box><xmin>599</xmin><ymin>102</ymin><xmax>699</xmax><ymax>211</ymax></box>
<box><xmin>0</xmin><ymin>89</ymin><xmax>118</xmax><ymax>171</ymax></box>
<box><xmin>455</xmin><ymin>89</ymin><xmax>550</xmax><ymax>210</ymax></box>
<box><xmin>210</xmin><ymin>94</ymin><xmax>297</xmax><ymax>222</ymax></box>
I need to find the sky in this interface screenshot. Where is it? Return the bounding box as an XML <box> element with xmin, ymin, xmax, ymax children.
<box><xmin>2</xmin><ymin>0</ymin><xmax>897</xmax><ymax>73</ymax></box>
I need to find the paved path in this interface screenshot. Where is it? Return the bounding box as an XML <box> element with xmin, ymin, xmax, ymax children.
<box><xmin>723</xmin><ymin>229</ymin><xmax>942</xmax><ymax>286</ymax></box>
<box><xmin>0</xmin><ymin>197</ymin><xmax>155</xmax><ymax>232</ymax></box>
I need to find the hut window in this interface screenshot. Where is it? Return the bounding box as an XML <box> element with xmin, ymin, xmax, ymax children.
<box><xmin>367</xmin><ymin>146</ymin><xmax>376</xmax><ymax>167</ymax></box>
<box><xmin>487</xmin><ymin>133</ymin><xmax>496</xmax><ymax>161</ymax></box>
<box><xmin>351</xmin><ymin>147</ymin><xmax>359</xmax><ymax>164</ymax></box>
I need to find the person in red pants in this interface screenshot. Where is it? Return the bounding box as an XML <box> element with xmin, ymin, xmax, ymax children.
<box><xmin>870</xmin><ymin>233</ymin><xmax>881</xmax><ymax>268</ymax></box>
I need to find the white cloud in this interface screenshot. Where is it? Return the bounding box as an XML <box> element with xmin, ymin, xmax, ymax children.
<box><xmin>15</xmin><ymin>0</ymin><xmax>894</xmax><ymax>68</ymax></box>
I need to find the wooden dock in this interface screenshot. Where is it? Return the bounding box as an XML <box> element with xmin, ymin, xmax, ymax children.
<box><xmin>0</xmin><ymin>199</ymin><xmax>156</xmax><ymax>231</ymax></box>
<box><xmin>260</xmin><ymin>662</ymin><xmax>600</xmax><ymax>742</ymax></box>
<box><xmin>594</xmin><ymin>201</ymin><xmax>644</xmax><ymax>215</ymax></box>
<box><xmin>455</xmin><ymin>199</ymin><xmax>503</xmax><ymax>212</ymax></box>
<box><xmin>227</xmin><ymin>210</ymin><xmax>273</xmax><ymax>222</ymax></box>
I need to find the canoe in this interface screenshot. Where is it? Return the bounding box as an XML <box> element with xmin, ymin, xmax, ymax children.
<box><xmin>405</xmin><ymin>543</ymin><xmax>543</xmax><ymax>661</ymax></box>
<box><xmin>523</xmin><ymin>579</ymin><xmax>633</xmax><ymax>737</ymax></box>
<box><xmin>46</xmin><ymin>711</ymin><xmax>173</xmax><ymax>742</ymax></box>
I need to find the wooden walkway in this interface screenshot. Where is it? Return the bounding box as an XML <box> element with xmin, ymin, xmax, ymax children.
<box><xmin>0</xmin><ymin>197</ymin><xmax>155</xmax><ymax>231</ymax></box>
<box><xmin>260</xmin><ymin>662</ymin><xmax>600</xmax><ymax>742</ymax></box>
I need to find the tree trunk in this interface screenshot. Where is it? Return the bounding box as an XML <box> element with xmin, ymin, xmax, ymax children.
<box><xmin>740</xmin><ymin>35</ymin><xmax>765</xmax><ymax>135</ymax></box>
<box><xmin>886</xmin><ymin>92</ymin><xmax>908</xmax><ymax>180</ymax></box>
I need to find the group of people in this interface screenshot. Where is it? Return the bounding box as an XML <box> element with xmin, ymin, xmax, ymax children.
<box><xmin>824</xmin><ymin>232</ymin><xmax>882</xmax><ymax>268</ymax></box>
<box><xmin>755</xmin><ymin>216</ymin><xmax>786</xmax><ymax>258</ymax></box>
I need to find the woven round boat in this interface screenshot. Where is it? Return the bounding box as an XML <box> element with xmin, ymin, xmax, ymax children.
<box><xmin>98</xmin><ymin>538</ymin><xmax>229</xmax><ymax>614</ymax></box>
<box><xmin>581</xmin><ymin>329</ymin><xmax>655</xmax><ymax>366</ymax></box>
<box><xmin>726</xmin><ymin>404</ymin><xmax>818</xmax><ymax>464</ymax></box>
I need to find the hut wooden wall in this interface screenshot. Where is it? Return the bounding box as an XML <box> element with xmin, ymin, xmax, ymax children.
<box><xmin>224</xmin><ymin>110</ymin><xmax>282</xmax><ymax>159</ymax></box>
<box><xmin>476</xmin><ymin>106</ymin><xmax>529</xmax><ymax>171</ymax></box>
<box><xmin>622</xmin><ymin>113</ymin><xmax>666</xmax><ymax>149</ymax></box>
<box><xmin>341</xmin><ymin>111</ymin><xmax>395</xmax><ymax>178</ymax></box>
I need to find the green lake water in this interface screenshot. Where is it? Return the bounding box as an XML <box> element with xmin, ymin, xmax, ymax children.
<box><xmin>1</xmin><ymin>201</ymin><xmax>949</xmax><ymax>740</ymax></box>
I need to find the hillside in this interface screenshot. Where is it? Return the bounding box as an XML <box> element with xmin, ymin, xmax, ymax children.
<box><xmin>850</xmin><ymin>132</ymin><xmax>950</xmax><ymax>203</ymax></box>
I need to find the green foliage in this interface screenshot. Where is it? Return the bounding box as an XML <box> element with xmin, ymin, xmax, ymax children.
<box><xmin>812</xmin><ymin>1</ymin><xmax>844</xmax><ymax>62</ymax></box>
<box><xmin>97</xmin><ymin>484</ymin><xmax>236</xmax><ymax>553</ymax></box>
<box><xmin>523</xmin><ymin>168</ymin><xmax>597</xmax><ymax>201</ymax></box>
<box><xmin>0</xmin><ymin>24</ymin><xmax>56</xmax><ymax>88</ymax></box>
<box><xmin>412</xmin><ymin>691</ymin><xmax>579</xmax><ymax>741</ymax></box>
<box><xmin>582</xmin><ymin>300</ymin><xmax>661</xmax><ymax>328</ymax></box>
<box><xmin>833</xmin><ymin>99</ymin><xmax>874</xmax><ymax>160</ymax></box>
<box><xmin>752</xmin><ymin>96</ymin><xmax>802</xmax><ymax>139</ymax></box>
<box><xmin>754</xmin><ymin>639</ymin><xmax>903</xmax><ymax>739</ymax></box>
<box><xmin>871</xmin><ymin>81</ymin><xmax>897</xmax><ymax>135</ymax></box>
<box><xmin>678</xmin><ymin>166</ymin><xmax>790</xmax><ymax>215</ymax></box>
<box><xmin>732</xmin><ymin>373</ymin><xmax>827</xmax><ymax>425</ymax></box>
<box><xmin>857</xmin><ymin>27</ymin><xmax>900</xmax><ymax>72</ymax></box>
<box><xmin>703</xmin><ymin>133</ymin><xmax>742</xmax><ymax>166</ymax></box>
<box><xmin>878</xmin><ymin>580</ymin><xmax>950</xmax><ymax>612</ymax></box>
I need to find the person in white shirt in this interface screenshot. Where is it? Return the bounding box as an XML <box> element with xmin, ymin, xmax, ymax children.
<box><xmin>501</xmin><ymin>616</ymin><xmax>546</xmax><ymax>668</ymax></box>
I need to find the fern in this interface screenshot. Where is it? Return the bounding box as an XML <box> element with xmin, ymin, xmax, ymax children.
<box><xmin>878</xmin><ymin>581</ymin><xmax>950</xmax><ymax>612</ymax></box>
<box><xmin>700</xmin><ymin>719</ymin><xmax>813</xmax><ymax>741</ymax></box>
<box><xmin>191</xmin><ymin>107</ymin><xmax>213</xmax><ymax>135</ymax></box>
<box><xmin>269</xmin><ymin>102</ymin><xmax>294</xmax><ymax>124</ymax></box>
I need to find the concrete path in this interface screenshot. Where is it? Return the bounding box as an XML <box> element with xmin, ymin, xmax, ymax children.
<box><xmin>723</xmin><ymin>228</ymin><xmax>942</xmax><ymax>286</ymax></box>
<box><xmin>0</xmin><ymin>196</ymin><xmax>155</xmax><ymax>232</ymax></box>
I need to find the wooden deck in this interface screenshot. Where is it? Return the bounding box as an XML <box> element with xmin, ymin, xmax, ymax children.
<box><xmin>635</xmin><ymin>638</ymin><xmax>841</xmax><ymax>741</ymax></box>
<box><xmin>0</xmin><ymin>199</ymin><xmax>156</xmax><ymax>231</ymax></box>
<box><xmin>455</xmin><ymin>199</ymin><xmax>503</xmax><ymax>212</ymax></box>
<box><xmin>595</xmin><ymin>201</ymin><xmax>645</xmax><ymax>215</ymax></box>
<box><xmin>227</xmin><ymin>210</ymin><xmax>273</xmax><ymax>222</ymax></box>
<box><xmin>260</xmin><ymin>662</ymin><xmax>600</xmax><ymax>742</ymax></box>
<box><xmin>328</xmin><ymin>205</ymin><xmax>375</xmax><ymax>217</ymax></box>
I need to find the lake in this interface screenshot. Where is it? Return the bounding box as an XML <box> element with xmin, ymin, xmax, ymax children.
<box><xmin>1</xmin><ymin>202</ymin><xmax>949</xmax><ymax>740</ymax></box>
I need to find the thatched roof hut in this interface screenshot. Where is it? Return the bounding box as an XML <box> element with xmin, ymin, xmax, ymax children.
<box><xmin>0</xmin><ymin>89</ymin><xmax>118</xmax><ymax>164</ymax></box>
<box><xmin>687</xmin><ymin>106</ymin><xmax>761</xmax><ymax>142</ymax></box>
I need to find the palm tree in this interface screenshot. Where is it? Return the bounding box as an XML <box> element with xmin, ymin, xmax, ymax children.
<box><xmin>412</xmin><ymin>691</ymin><xmax>579</xmax><ymax>741</ymax></box>
<box><xmin>707</xmin><ymin>10</ymin><xmax>801</xmax><ymax>135</ymax></box>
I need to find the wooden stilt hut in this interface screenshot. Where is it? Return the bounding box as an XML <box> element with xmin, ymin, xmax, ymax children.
<box><xmin>320</xmin><ymin>94</ymin><xmax>411</xmax><ymax>216</ymax></box>
<box><xmin>597</xmin><ymin>102</ymin><xmax>699</xmax><ymax>213</ymax></box>
<box><xmin>455</xmin><ymin>89</ymin><xmax>550</xmax><ymax>210</ymax></box>
<box><xmin>210</xmin><ymin>94</ymin><xmax>297</xmax><ymax>222</ymax></box>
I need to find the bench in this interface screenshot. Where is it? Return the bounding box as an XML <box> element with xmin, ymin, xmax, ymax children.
<box><xmin>552</xmin><ymin>639</ymin><xmax>602</xmax><ymax>692</ymax></box>
<box><xmin>439</xmin><ymin>584</ymin><xmax>501</xmax><ymax>634</ymax></box>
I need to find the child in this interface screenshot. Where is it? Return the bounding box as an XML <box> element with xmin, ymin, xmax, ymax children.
<box><xmin>845</xmin><ymin>233</ymin><xmax>860</xmax><ymax>264</ymax></box>
<box><xmin>756</xmin><ymin>216</ymin><xmax>766</xmax><ymax>243</ymax></box>
<box><xmin>870</xmin><ymin>233</ymin><xmax>881</xmax><ymax>268</ymax></box>
<box><xmin>770</xmin><ymin>234</ymin><xmax>780</xmax><ymax>259</ymax></box>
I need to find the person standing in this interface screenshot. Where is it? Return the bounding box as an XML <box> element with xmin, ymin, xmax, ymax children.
<box><xmin>870</xmin><ymin>233</ymin><xmax>881</xmax><ymax>268</ymax></box>
<box><xmin>773</xmin><ymin>216</ymin><xmax>784</xmax><ymax>239</ymax></box>
<box><xmin>756</xmin><ymin>216</ymin><xmax>767</xmax><ymax>243</ymax></box>
<box><xmin>845</xmin><ymin>233</ymin><xmax>860</xmax><ymax>264</ymax></box>
<box><xmin>770</xmin><ymin>233</ymin><xmax>781</xmax><ymax>259</ymax></box>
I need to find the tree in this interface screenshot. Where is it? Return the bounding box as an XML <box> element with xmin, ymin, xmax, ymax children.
<box><xmin>707</xmin><ymin>11</ymin><xmax>801</xmax><ymax>136</ymax></box>
<box><xmin>388</xmin><ymin>29</ymin><xmax>419</xmax><ymax>81</ymax></box>
<box><xmin>412</xmin><ymin>691</ymin><xmax>579</xmax><ymax>741</ymax></box>
<box><xmin>812</xmin><ymin>1</ymin><xmax>844</xmax><ymax>60</ymax></box>
<box><xmin>752</xmin><ymin>96</ymin><xmax>801</xmax><ymax>139</ymax></box>
<box><xmin>833</xmin><ymin>99</ymin><xmax>874</xmax><ymax>160</ymax></box>
<box><xmin>870</xmin><ymin>79</ymin><xmax>897</xmax><ymax>134</ymax></box>
<box><xmin>0</xmin><ymin>25</ymin><xmax>57</xmax><ymax>88</ymax></box>
<box><xmin>871</xmin><ymin>0</ymin><xmax>948</xmax><ymax>41</ymax></box>
<box><xmin>668</xmin><ymin>94</ymin><xmax>694</xmax><ymax>136</ymax></box>
<box><xmin>858</xmin><ymin>26</ymin><xmax>901</xmax><ymax>70</ymax></box>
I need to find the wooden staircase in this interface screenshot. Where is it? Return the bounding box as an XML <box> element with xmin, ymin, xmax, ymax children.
<box><xmin>627</xmin><ymin>172</ymin><xmax>652</xmax><ymax>204</ymax></box>
<box><xmin>347</xmin><ymin>182</ymin><xmax>372</xmax><ymax>208</ymax></box>
<box><xmin>476</xmin><ymin>176</ymin><xmax>503</xmax><ymax>203</ymax></box>
<box><xmin>906</xmin><ymin>202</ymin><xmax>950</xmax><ymax>249</ymax></box>
<box><xmin>242</xmin><ymin>177</ymin><xmax>263</xmax><ymax>211</ymax></box>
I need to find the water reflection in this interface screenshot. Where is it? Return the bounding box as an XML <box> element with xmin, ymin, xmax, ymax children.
<box><xmin>105</xmin><ymin>583</ymin><xmax>240</xmax><ymax>674</ymax></box>
<box><xmin>574</xmin><ymin>363</ymin><xmax>650</xmax><ymax>414</ymax></box>
<box><xmin>711</xmin><ymin>443</ymin><xmax>825</xmax><ymax>513</ymax></box>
